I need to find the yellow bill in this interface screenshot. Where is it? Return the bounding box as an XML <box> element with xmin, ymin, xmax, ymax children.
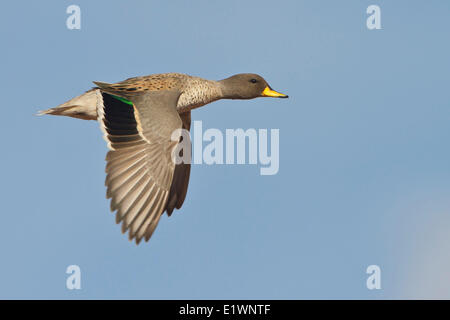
<box><xmin>262</xmin><ymin>86</ymin><xmax>289</xmax><ymax>98</ymax></box>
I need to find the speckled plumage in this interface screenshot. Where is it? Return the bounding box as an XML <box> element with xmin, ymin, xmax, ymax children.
<box><xmin>95</xmin><ymin>73</ymin><xmax>223</xmax><ymax>113</ymax></box>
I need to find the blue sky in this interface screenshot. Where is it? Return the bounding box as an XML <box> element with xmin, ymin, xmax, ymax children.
<box><xmin>1</xmin><ymin>0</ymin><xmax>450</xmax><ymax>299</ymax></box>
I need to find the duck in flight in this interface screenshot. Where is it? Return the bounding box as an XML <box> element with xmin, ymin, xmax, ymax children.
<box><xmin>40</xmin><ymin>73</ymin><xmax>288</xmax><ymax>244</ymax></box>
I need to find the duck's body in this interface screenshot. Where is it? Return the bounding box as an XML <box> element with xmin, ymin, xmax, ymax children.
<box><xmin>41</xmin><ymin>73</ymin><xmax>223</xmax><ymax>120</ymax></box>
<box><xmin>98</xmin><ymin>73</ymin><xmax>225</xmax><ymax>113</ymax></box>
<box><xmin>40</xmin><ymin>73</ymin><xmax>287</xmax><ymax>244</ymax></box>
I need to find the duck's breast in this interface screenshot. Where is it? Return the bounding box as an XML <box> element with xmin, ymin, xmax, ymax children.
<box><xmin>176</xmin><ymin>78</ymin><xmax>222</xmax><ymax>112</ymax></box>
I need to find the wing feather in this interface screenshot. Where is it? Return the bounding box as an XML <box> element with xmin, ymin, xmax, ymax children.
<box><xmin>97</xmin><ymin>89</ymin><xmax>183</xmax><ymax>243</ymax></box>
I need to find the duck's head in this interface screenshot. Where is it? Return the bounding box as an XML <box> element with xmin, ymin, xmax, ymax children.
<box><xmin>219</xmin><ymin>73</ymin><xmax>288</xmax><ymax>100</ymax></box>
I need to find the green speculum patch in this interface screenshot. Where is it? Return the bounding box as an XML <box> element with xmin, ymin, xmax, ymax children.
<box><xmin>110</xmin><ymin>94</ymin><xmax>133</xmax><ymax>106</ymax></box>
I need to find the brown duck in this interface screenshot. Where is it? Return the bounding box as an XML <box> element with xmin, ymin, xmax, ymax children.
<box><xmin>40</xmin><ymin>73</ymin><xmax>288</xmax><ymax>244</ymax></box>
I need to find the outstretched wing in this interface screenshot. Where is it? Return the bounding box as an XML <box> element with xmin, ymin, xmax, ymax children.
<box><xmin>166</xmin><ymin>111</ymin><xmax>191</xmax><ymax>216</ymax></box>
<box><xmin>96</xmin><ymin>87</ymin><xmax>185</xmax><ymax>244</ymax></box>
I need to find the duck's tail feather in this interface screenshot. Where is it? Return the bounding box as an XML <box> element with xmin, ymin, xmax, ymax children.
<box><xmin>37</xmin><ymin>89</ymin><xmax>99</xmax><ymax>120</ymax></box>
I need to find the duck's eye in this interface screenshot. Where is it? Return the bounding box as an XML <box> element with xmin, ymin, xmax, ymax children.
<box><xmin>250</xmin><ymin>79</ymin><xmax>257</xmax><ymax>84</ymax></box>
